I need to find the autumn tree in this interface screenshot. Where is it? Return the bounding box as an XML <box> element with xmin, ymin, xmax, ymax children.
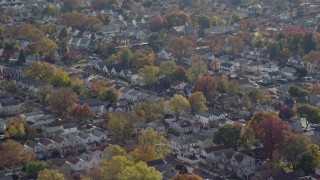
<box><xmin>26</xmin><ymin>62</ymin><xmax>56</xmax><ymax>82</ymax></box>
<box><xmin>187</xmin><ymin>58</ymin><xmax>208</xmax><ymax>82</ymax></box>
<box><xmin>132</xmin><ymin>130</ymin><xmax>168</xmax><ymax>161</ymax></box>
<box><xmin>69</xmin><ymin>103</ymin><xmax>94</xmax><ymax>124</ymax></box>
<box><xmin>37</xmin><ymin>87</ymin><xmax>51</xmax><ymax>107</ymax></box>
<box><xmin>43</xmin><ymin>4</ymin><xmax>59</xmax><ymax>16</ymax></box>
<box><xmin>167</xmin><ymin>94</ymin><xmax>190</xmax><ymax>120</ymax></box>
<box><xmin>168</xmin><ymin>38</ymin><xmax>194</xmax><ymax>61</ymax></box>
<box><xmin>188</xmin><ymin>92</ymin><xmax>207</xmax><ymax>114</ymax></box>
<box><xmin>248</xmin><ymin>112</ymin><xmax>280</xmax><ymax>134</ymax></box>
<box><xmin>104</xmin><ymin>144</ymin><xmax>127</xmax><ymax>160</ymax></box>
<box><xmin>279</xmin><ymin>134</ymin><xmax>309</xmax><ymax>169</ymax></box>
<box><xmin>193</xmin><ymin>76</ymin><xmax>218</xmax><ymax>101</ymax></box>
<box><xmin>98</xmin><ymin>87</ymin><xmax>120</xmax><ymax>103</ymax></box>
<box><xmin>5</xmin><ymin>115</ymin><xmax>25</xmax><ymax>139</ymax></box>
<box><xmin>27</xmin><ymin>39</ymin><xmax>58</xmax><ymax>57</ymax></box>
<box><xmin>38</xmin><ymin>169</ymin><xmax>65</xmax><ymax>180</ymax></box>
<box><xmin>255</xmin><ymin>118</ymin><xmax>290</xmax><ymax>160</ymax></box>
<box><xmin>303</xmin><ymin>51</ymin><xmax>320</xmax><ymax>74</ymax></box>
<box><xmin>139</xmin><ymin>65</ymin><xmax>160</xmax><ymax>90</ymax></box>
<box><xmin>213</xmin><ymin>124</ymin><xmax>241</xmax><ymax>149</ymax></box>
<box><xmin>50</xmin><ymin>69</ymin><xmax>70</xmax><ymax>87</ymax></box>
<box><xmin>47</xmin><ymin>88</ymin><xmax>78</xmax><ymax>117</ymax></box>
<box><xmin>107</xmin><ymin>112</ymin><xmax>136</xmax><ymax>144</ymax></box>
<box><xmin>89</xmin><ymin>78</ymin><xmax>110</xmax><ymax>98</ymax></box>
<box><xmin>4</xmin><ymin>80</ymin><xmax>18</xmax><ymax>95</ymax></box>
<box><xmin>226</xmin><ymin>35</ymin><xmax>245</xmax><ymax>54</ymax></box>
<box><xmin>297</xmin><ymin>104</ymin><xmax>320</xmax><ymax>131</ymax></box>
<box><xmin>132</xmin><ymin>100</ymin><xmax>164</xmax><ymax>122</ymax></box>
<box><xmin>60</xmin><ymin>12</ymin><xmax>102</xmax><ymax>31</ymax></box>
<box><xmin>120</xmin><ymin>161</ymin><xmax>162</xmax><ymax>180</ymax></box>
<box><xmin>149</xmin><ymin>16</ymin><xmax>166</xmax><ymax>32</ymax></box>
<box><xmin>192</xmin><ymin>14</ymin><xmax>211</xmax><ymax>29</ymax></box>
<box><xmin>26</xmin><ymin>161</ymin><xmax>49</xmax><ymax>178</ymax></box>
<box><xmin>289</xmin><ymin>86</ymin><xmax>309</xmax><ymax>97</ymax></box>
<box><xmin>0</xmin><ymin>140</ymin><xmax>36</xmax><ymax>173</ymax></box>
<box><xmin>131</xmin><ymin>48</ymin><xmax>154</xmax><ymax>69</ymax></box>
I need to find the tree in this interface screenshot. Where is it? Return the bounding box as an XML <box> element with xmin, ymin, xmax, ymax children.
<box><xmin>38</xmin><ymin>169</ymin><xmax>65</xmax><ymax>180</ymax></box>
<box><xmin>168</xmin><ymin>38</ymin><xmax>194</xmax><ymax>61</ymax></box>
<box><xmin>63</xmin><ymin>0</ymin><xmax>84</xmax><ymax>11</ymax></box>
<box><xmin>279</xmin><ymin>106</ymin><xmax>295</xmax><ymax>120</ymax></box>
<box><xmin>38</xmin><ymin>87</ymin><xmax>51</xmax><ymax>107</ymax></box>
<box><xmin>97</xmin><ymin>156</ymin><xmax>134</xmax><ymax>180</ymax></box>
<box><xmin>164</xmin><ymin>10</ymin><xmax>190</xmax><ymax>29</ymax></box>
<box><xmin>132</xmin><ymin>130</ymin><xmax>168</xmax><ymax>161</ymax></box>
<box><xmin>149</xmin><ymin>16</ymin><xmax>166</xmax><ymax>32</ymax></box>
<box><xmin>43</xmin><ymin>5</ymin><xmax>59</xmax><ymax>16</ymax></box>
<box><xmin>18</xmin><ymin>49</ymin><xmax>25</xmax><ymax>65</ymax></box>
<box><xmin>26</xmin><ymin>62</ymin><xmax>56</xmax><ymax>82</ymax></box>
<box><xmin>5</xmin><ymin>80</ymin><xmax>18</xmax><ymax>95</ymax></box>
<box><xmin>248</xmin><ymin>112</ymin><xmax>280</xmax><ymax>134</ymax></box>
<box><xmin>139</xmin><ymin>65</ymin><xmax>160</xmax><ymax>90</ymax></box>
<box><xmin>297</xmin><ymin>144</ymin><xmax>320</xmax><ymax>175</ymax></box>
<box><xmin>131</xmin><ymin>49</ymin><xmax>154</xmax><ymax>69</ymax></box>
<box><xmin>0</xmin><ymin>140</ymin><xmax>36</xmax><ymax>173</ymax></box>
<box><xmin>297</xmin><ymin>104</ymin><xmax>320</xmax><ymax>131</ymax></box>
<box><xmin>107</xmin><ymin>112</ymin><xmax>136</xmax><ymax>144</ymax></box>
<box><xmin>213</xmin><ymin>124</ymin><xmax>241</xmax><ymax>149</ymax></box>
<box><xmin>5</xmin><ymin>115</ymin><xmax>25</xmax><ymax>139</ymax></box>
<box><xmin>47</xmin><ymin>88</ymin><xmax>78</xmax><ymax>117</ymax></box>
<box><xmin>193</xmin><ymin>14</ymin><xmax>211</xmax><ymax>29</ymax></box>
<box><xmin>69</xmin><ymin>103</ymin><xmax>94</xmax><ymax>124</ymax></box>
<box><xmin>27</xmin><ymin>39</ymin><xmax>58</xmax><ymax>57</ymax></box>
<box><xmin>104</xmin><ymin>145</ymin><xmax>127</xmax><ymax>160</ymax></box>
<box><xmin>302</xmin><ymin>33</ymin><xmax>317</xmax><ymax>54</ymax></box>
<box><xmin>303</xmin><ymin>51</ymin><xmax>320</xmax><ymax>74</ymax></box>
<box><xmin>226</xmin><ymin>36</ymin><xmax>245</xmax><ymax>54</ymax></box>
<box><xmin>248</xmin><ymin>88</ymin><xmax>261</xmax><ymax>103</ymax></box>
<box><xmin>173</xmin><ymin>174</ymin><xmax>203</xmax><ymax>180</ymax></box>
<box><xmin>255</xmin><ymin>119</ymin><xmax>290</xmax><ymax>160</ymax></box>
<box><xmin>188</xmin><ymin>92</ymin><xmax>207</xmax><ymax>114</ymax></box>
<box><xmin>280</xmin><ymin>134</ymin><xmax>309</xmax><ymax>169</ymax></box>
<box><xmin>59</xmin><ymin>27</ymin><xmax>69</xmax><ymax>38</ymax></box>
<box><xmin>187</xmin><ymin>58</ymin><xmax>208</xmax><ymax>82</ymax></box>
<box><xmin>167</xmin><ymin>94</ymin><xmax>190</xmax><ymax>120</ymax></box>
<box><xmin>160</xmin><ymin>61</ymin><xmax>178</xmax><ymax>79</ymax></box>
<box><xmin>98</xmin><ymin>87</ymin><xmax>120</xmax><ymax>103</ymax></box>
<box><xmin>193</xmin><ymin>76</ymin><xmax>218</xmax><ymax>101</ymax></box>
<box><xmin>289</xmin><ymin>86</ymin><xmax>309</xmax><ymax>97</ymax></box>
<box><xmin>26</xmin><ymin>161</ymin><xmax>49</xmax><ymax>178</ymax></box>
<box><xmin>50</xmin><ymin>69</ymin><xmax>70</xmax><ymax>87</ymax></box>
<box><xmin>132</xmin><ymin>100</ymin><xmax>164</xmax><ymax>122</ymax></box>
<box><xmin>120</xmin><ymin>161</ymin><xmax>162</xmax><ymax>180</ymax></box>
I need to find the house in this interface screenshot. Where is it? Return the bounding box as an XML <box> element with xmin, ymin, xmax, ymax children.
<box><xmin>39</xmin><ymin>138</ymin><xmax>58</xmax><ymax>157</ymax></box>
<box><xmin>65</xmin><ymin>156</ymin><xmax>87</xmax><ymax>172</ymax></box>
<box><xmin>126</xmin><ymin>89</ymin><xmax>141</xmax><ymax>102</ymax></box>
<box><xmin>0</xmin><ymin>118</ymin><xmax>5</xmax><ymax>133</ymax></box>
<box><xmin>251</xmin><ymin>167</ymin><xmax>285</xmax><ymax>180</ymax></box>
<box><xmin>147</xmin><ymin>159</ymin><xmax>179</xmax><ymax>179</ymax></box>
<box><xmin>87</xmin><ymin>128</ymin><xmax>109</xmax><ymax>146</ymax></box>
<box><xmin>220</xmin><ymin>62</ymin><xmax>235</xmax><ymax>74</ymax></box>
<box><xmin>146</xmin><ymin>120</ymin><xmax>166</xmax><ymax>134</ymax></box>
<box><xmin>281</xmin><ymin>67</ymin><xmax>296</xmax><ymax>81</ymax></box>
<box><xmin>16</xmin><ymin>77</ymin><xmax>52</xmax><ymax>97</ymax></box>
<box><xmin>60</xmin><ymin>123</ymin><xmax>78</xmax><ymax>134</ymax></box>
<box><xmin>228</xmin><ymin>152</ymin><xmax>256</xmax><ymax>177</ymax></box>
<box><xmin>287</xmin><ymin>56</ymin><xmax>303</xmax><ymax>68</ymax></box>
<box><xmin>157</xmin><ymin>48</ymin><xmax>172</xmax><ymax>60</ymax></box>
<box><xmin>2</xmin><ymin>67</ymin><xmax>22</xmax><ymax>80</ymax></box>
<box><xmin>168</xmin><ymin>119</ymin><xmax>193</xmax><ymax>134</ymax></box>
<box><xmin>24</xmin><ymin>140</ymin><xmax>45</xmax><ymax>159</ymax></box>
<box><xmin>79</xmin><ymin>99</ymin><xmax>105</xmax><ymax>115</ymax></box>
<box><xmin>307</xmin><ymin>95</ymin><xmax>320</xmax><ymax>108</ymax></box>
<box><xmin>79</xmin><ymin>152</ymin><xmax>99</xmax><ymax>170</ymax></box>
<box><xmin>261</xmin><ymin>62</ymin><xmax>279</xmax><ymax>72</ymax></box>
<box><xmin>167</xmin><ymin>135</ymin><xmax>199</xmax><ymax>160</ymax></box>
<box><xmin>51</xmin><ymin>135</ymin><xmax>71</xmax><ymax>154</ymax></box>
<box><xmin>246</xmin><ymin>61</ymin><xmax>262</xmax><ymax>73</ymax></box>
<box><xmin>196</xmin><ymin>111</ymin><xmax>212</xmax><ymax>126</ymax></box>
<box><xmin>25</xmin><ymin>55</ymin><xmax>37</xmax><ymax>65</ymax></box>
<box><xmin>49</xmin><ymin>158</ymin><xmax>72</xmax><ymax>179</ymax></box>
<box><xmin>207</xmin><ymin>109</ymin><xmax>226</xmax><ymax>121</ymax></box>
<box><xmin>0</xmin><ymin>98</ymin><xmax>23</xmax><ymax>115</ymax></box>
<box><xmin>263</xmin><ymin>71</ymin><xmax>281</xmax><ymax>82</ymax></box>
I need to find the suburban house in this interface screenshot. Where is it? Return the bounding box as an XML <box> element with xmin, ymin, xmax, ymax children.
<box><xmin>0</xmin><ymin>98</ymin><xmax>23</xmax><ymax>115</ymax></box>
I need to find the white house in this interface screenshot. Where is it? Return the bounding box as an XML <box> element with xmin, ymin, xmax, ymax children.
<box><xmin>66</xmin><ymin>156</ymin><xmax>87</xmax><ymax>172</ymax></box>
<box><xmin>261</xmin><ymin>62</ymin><xmax>279</xmax><ymax>72</ymax></box>
<box><xmin>60</xmin><ymin>123</ymin><xmax>78</xmax><ymax>134</ymax></box>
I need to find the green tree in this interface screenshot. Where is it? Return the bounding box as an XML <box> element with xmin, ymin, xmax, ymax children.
<box><xmin>139</xmin><ymin>65</ymin><xmax>160</xmax><ymax>90</ymax></box>
<box><xmin>297</xmin><ymin>144</ymin><xmax>320</xmax><ymax>175</ymax></box>
<box><xmin>187</xmin><ymin>58</ymin><xmax>208</xmax><ymax>82</ymax></box>
<box><xmin>50</xmin><ymin>69</ymin><xmax>70</xmax><ymax>87</ymax></box>
<box><xmin>18</xmin><ymin>49</ymin><xmax>25</xmax><ymax>65</ymax></box>
<box><xmin>188</xmin><ymin>92</ymin><xmax>207</xmax><ymax>114</ymax></box>
<box><xmin>159</xmin><ymin>61</ymin><xmax>178</xmax><ymax>79</ymax></box>
<box><xmin>26</xmin><ymin>161</ymin><xmax>49</xmax><ymax>177</ymax></box>
<box><xmin>98</xmin><ymin>87</ymin><xmax>120</xmax><ymax>103</ymax></box>
<box><xmin>104</xmin><ymin>145</ymin><xmax>127</xmax><ymax>160</ymax></box>
<box><xmin>38</xmin><ymin>87</ymin><xmax>51</xmax><ymax>107</ymax></box>
<box><xmin>167</xmin><ymin>94</ymin><xmax>190</xmax><ymax>120</ymax></box>
<box><xmin>97</xmin><ymin>156</ymin><xmax>134</xmax><ymax>180</ymax></box>
<box><xmin>120</xmin><ymin>161</ymin><xmax>162</xmax><ymax>180</ymax></box>
<box><xmin>213</xmin><ymin>124</ymin><xmax>241</xmax><ymax>148</ymax></box>
<box><xmin>297</xmin><ymin>104</ymin><xmax>320</xmax><ymax>131</ymax></box>
<box><xmin>302</xmin><ymin>33</ymin><xmax>317</xmax><ymax>54</ymax></box>
<box><xmin>5</xmin><ymin>81</ymin><xmax>18</xmax><ymax>95</ymax></box>
<box><xmin>280</xmin><ymin>134</ymin><xmax>309</xmax><ymax>169</ymax></box>
<box><xmin>289</xmin><ymin>86</ymin><xmax>309</xmax><ymax>97</ymax></box>
<box><xmin>38</xmin><ymin>169</ymin><xmax>65</xmax><ymax>180</ymax></box>
<box><xmin>248</xmin><ymin>88</ymin><xmax>261</xmax><ymax>103</ymax></box>
<box><xmin>132</xmin><ymin>130</ymin><xmax>168</xmax><ymax>161</ymax></box>
<box><xmin>59</xmin><ymin>27</ymin><xmax>69</xmax><ymax>37</ymax></box>
<box><xmin>193</xmin><ymin>14</ymin><xmax>211</xmax><ymax>29</ymax></box>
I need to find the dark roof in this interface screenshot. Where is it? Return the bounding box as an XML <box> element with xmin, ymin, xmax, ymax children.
<box><xmin>25</xmin><ymin>140</ymin><xmax>37</xmax><ymax>148</ymax></box>
<box><xmin>51</xmin><ymin>158</ymin><xmax>68</xmax><ymax>168</ymax></box>
<box><xmin>204</xmin><ymin>145</ymin><xmax>227</xmax><ymax>153</ymax></box>
<box><xmin>62</xmin><ymin>123</ymin><xmax>77</xmax><ymax>129</ymax></box>
<box><xmin>146</xmin><ymin>159</ymin><xmax>166</xmax><ymax>166</ymax></box>
<box><xmin>207</xmin><ymin>108</ymin><xmax>223</xmax><ymax>116</ymax></box>
<box><xmin>272</xmin><ymin>171</ymin><xmax>305</xmax><ymax>180</ymax></box>
<box><xmin>66</xmin><ymin>156</ymin><xmax>81</xmax><ymax>165</ymax></box>
<box><xmin>0</xmin><ymin>98</ymin><xmax>20</xmax><ymax>106</ymax></box>
<box><xmin>39</xmin><ymin>138</ymin><xmax>52</xmax><ymax>146</ymax></box>
<box><xmin>196</xmin><ymin>111</ymin><xmax>211</xmax><ymax>118</ymax></box>
<box><xmin>221</xmin><ymin>62</ymin><xmax>233</xmax><ymax>68</ymax></box>
<box><xmin>51</xmin><ymin>136</ymin><xmax>64</xmax><ymax>143</ymax></box>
